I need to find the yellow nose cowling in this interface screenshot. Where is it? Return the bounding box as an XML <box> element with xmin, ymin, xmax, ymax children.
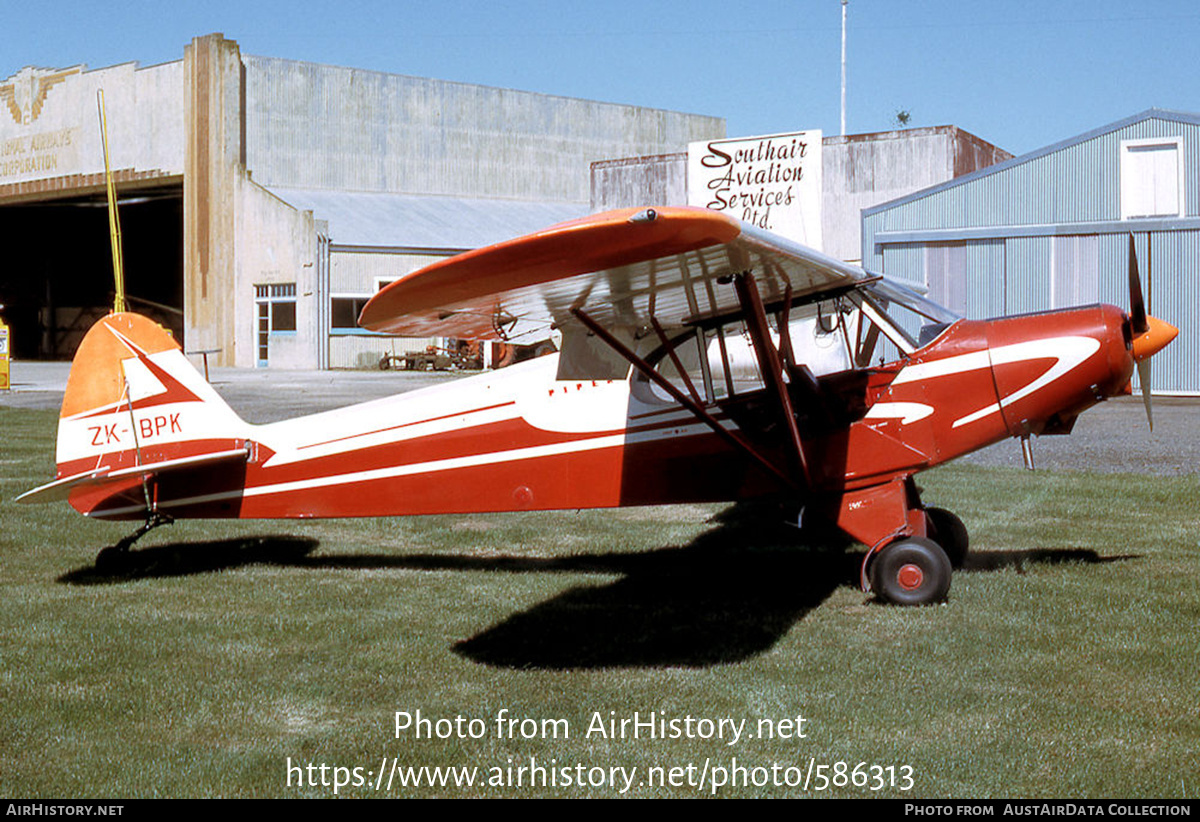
<box><xmin>1131</xmin><ymin>315</ymin><xmax>1179</xmax><ymax>362</ymax></box>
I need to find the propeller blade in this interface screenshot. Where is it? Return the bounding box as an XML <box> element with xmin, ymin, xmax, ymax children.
<box><xmin>1128</xmin><ymin>234</ymin><xmax>1149</xmax><ymax>335</ymax></box>
<box><xmin>1127</xmin><ymin>234</ymin><xmax>1178</xmax><ymax>429</ymax></box>
<box><xmin>1137</xmin><ymin>357</ymin><xmax>1153</xmax><ymax>431</ymax></box>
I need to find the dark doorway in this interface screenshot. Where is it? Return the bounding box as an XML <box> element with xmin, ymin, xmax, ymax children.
<box><xmin>0</xmin><ymin>183</ymin><xmax>183</xmax><ymax>359</ymax></box>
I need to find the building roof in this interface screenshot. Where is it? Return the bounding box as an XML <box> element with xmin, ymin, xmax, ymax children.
<box><xmin>267</xmin><ymin>187</ymin><xmax>589</xmax><ymax>251</ymax></box>
<box><xmin>863</xmin><ymin>108</ymin><xmax>1200</xmax><ymax>218</ymax></box>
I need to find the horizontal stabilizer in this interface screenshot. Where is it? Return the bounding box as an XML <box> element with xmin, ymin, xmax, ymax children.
<box><xmin>16</xmin><ymin>446</ymin><xmax>251</xmax><ymax>505</ymax></box>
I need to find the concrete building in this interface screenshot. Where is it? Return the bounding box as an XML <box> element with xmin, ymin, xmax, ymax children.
<box><xmin>0</xmin><ymin>33</ymin><xmax>724</xmax><ymax>368</ymax></box>
<box><xmin>863</xmin><ymin>109</ymin><xmax>1200</xmax><ymax>394</ymax></box>
<box><xmin>590</xmin><ymin>125</ymin><xmax>1012</xmax><ymax>264</ymax></box>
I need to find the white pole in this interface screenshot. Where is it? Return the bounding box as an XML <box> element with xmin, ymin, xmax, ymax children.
<box><xmin>840</xmin><ymin>0</ymin><xmax>848</xmax><ymax>136</ymax></box>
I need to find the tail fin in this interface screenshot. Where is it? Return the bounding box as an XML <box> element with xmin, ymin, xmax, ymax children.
<box><xmin>19</xmin><ymin>313</ymin><xmax>251</xmax><ymax>515</ymax></box>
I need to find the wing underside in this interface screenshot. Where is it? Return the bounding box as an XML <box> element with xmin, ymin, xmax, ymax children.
<box><xmin>358</xmin><ymin>206</ymin><xmax>869</xmax><ymax>341</ymax></box>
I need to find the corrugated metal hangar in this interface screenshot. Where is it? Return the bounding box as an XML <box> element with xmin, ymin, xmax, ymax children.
<box><xmin>0</xmin><ymin>33</ymin><xmax>723</xmax><ymax>368</ymax></box>
<box><xmin>864</xmin><ymin>109</ymin><xmax>1200</xmax><ymax>394</ymax></box>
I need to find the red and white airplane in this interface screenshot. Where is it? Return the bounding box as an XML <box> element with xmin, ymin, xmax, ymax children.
<box><xmin>18</xmin><ymin>207</ymin><xmax>1177</xmax><ymax>605</ymax></box>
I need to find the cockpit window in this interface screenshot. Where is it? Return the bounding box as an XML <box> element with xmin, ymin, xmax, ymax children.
<box><xmin>858</xmin><ymin>279</ymin><xmax>961</xmax><ymax>349</ymax></box>
<box><xmin>647</xmin><ymin>323</ymin><xmax>766</xmax><ymax>404</ymax></box>
<box><xmin>643</xmin><ymin>277</ymin><xmax>962</xmax><ymax>402</ymax></box>
<box><xmin>647</xmin><ymin>308</ymin><xmax>855</xmax><ymax>404</ymax></box>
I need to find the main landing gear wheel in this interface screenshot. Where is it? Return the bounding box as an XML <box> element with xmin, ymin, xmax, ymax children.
<box><xmin>869</xmin><ymin>537</ymin><xmax>952</xmax><ymax>606</ymax></box>
<box><xmin>924</xmin><ymin>507</ymin><xmax>969</xmax><ymax>569</ymax></box>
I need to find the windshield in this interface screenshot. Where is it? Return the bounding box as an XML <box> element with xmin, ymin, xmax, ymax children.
<box><xmin>858</xmin><ymin>278</ymin><xmax>961</xmax><ymax>350</ymax></box>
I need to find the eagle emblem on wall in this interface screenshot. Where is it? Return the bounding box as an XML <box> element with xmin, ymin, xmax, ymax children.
<box><xmin>0</xmin><ymin>67</ymin><xmax>82</xmax><ymax>125</ymax></box>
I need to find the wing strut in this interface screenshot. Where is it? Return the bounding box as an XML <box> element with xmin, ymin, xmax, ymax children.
<box><xmin>732</xmin><ymin>270</ymin><xmax>812</xmax><ymax>487</ymax></box>
<box><xmin>569</xmin><ymin>308</ymin><xmax>799</xmax><ymax>492</ymax></box>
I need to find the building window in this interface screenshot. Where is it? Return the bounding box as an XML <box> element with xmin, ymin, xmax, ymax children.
<box><xmin>331</xmin><ymin>295</ymin><xmax>371</xmax><ymax>332</ymax></box>
<box><xmin>1120</xmin><ymin>137</ymin><xmax>1184</xmax><ymax>220</ymax></box>
<box><xmin>254</xmin><ymin>283</ymin><xmax>297</xmax><ymax>365</ymax></box>
<box><xmin>271</xmin><ymin>300</ymin><xmax>297</xmax><ymax>332</ymax></box>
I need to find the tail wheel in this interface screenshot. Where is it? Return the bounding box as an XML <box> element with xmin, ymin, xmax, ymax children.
<box><xmin>924</xmin><ymin>507</ymin><xmax>969</xmax><ymax>569</ymax></box>
<box><xmin>869</xmin><ymin>537</ymin><xmax>952</xmax><ymax>606</ymax></box>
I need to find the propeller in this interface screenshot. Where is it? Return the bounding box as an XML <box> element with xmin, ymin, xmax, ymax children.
<box><xmin>1127</xmin><ymin>234</ymin><xmax>1179</xmax><ymax>430</ymax></box>
<box><xmin>1128</xmin><ymin>235</ymin><xmax>1148</xmax><ymax>336</ymax></box>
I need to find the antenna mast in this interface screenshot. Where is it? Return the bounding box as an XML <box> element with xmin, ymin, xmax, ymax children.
<box><xmin>840</xmin><ymin>0</ymin><xmax>848</xmax><ymax>136</ymax></box>
<box><xmin>97</xmin><ymin>89</ymin><xmax>126</xmax><ymax>314</ymax></box>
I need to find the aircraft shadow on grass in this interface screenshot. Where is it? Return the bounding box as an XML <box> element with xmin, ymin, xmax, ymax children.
<box><xmin>56</xmin><ymin>505</ymin><xmax>1138</xmax><ymax>670</ymax></box>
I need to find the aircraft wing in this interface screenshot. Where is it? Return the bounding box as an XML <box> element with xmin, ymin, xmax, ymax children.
<box><xmin>358</xmin><ymin>206</ymin><xmax>870</xmax><ymax>341</ymax></box>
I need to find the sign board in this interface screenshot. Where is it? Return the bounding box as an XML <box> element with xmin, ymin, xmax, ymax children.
<box><xmin>687</xmin><ymin>130</ymin><xmax>823</xmax><ymax>250</ymax></box>
<box><xmin>0</xmin><ymin>322</ymin><xmax>9</xmax><ymax>390</ymax></box>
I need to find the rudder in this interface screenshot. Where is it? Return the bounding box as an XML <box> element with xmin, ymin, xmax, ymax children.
<box><xmin>25</xmin><ymin>313</ymin><xmax>252</xmax><ymax>515</ymax></box>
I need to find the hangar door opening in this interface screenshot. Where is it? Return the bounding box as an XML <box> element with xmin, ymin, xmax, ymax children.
<box><xmin>0</xmin><ymin>182</ymin><xmax>183</xmax><ymax>360</ymax></box>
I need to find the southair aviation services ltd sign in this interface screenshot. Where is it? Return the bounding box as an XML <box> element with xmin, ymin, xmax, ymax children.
<box><xmin>687</xmin><ymin>130</ymin><xmax>822</xmax><ymax>251</ymax></box>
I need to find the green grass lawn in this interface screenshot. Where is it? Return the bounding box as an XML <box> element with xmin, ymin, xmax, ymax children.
<box><xmin>1</xmin><ymin>407</ymin><xmax>1197</xmax><ymax>798</ymax></box>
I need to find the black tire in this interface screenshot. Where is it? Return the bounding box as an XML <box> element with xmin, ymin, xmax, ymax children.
<box><xmin>925</xmin><ymin>507</ymin><xmax>969</xmax><ymax>569</ymax></box>
<box><xmin>869</xmin><ymin>537</ymin><xmax>952</xmax><ymax>606</ymax></box>
<box><xmin>379</xmin><ymin>356</ymin><xmax>391</xmax><ymax>371</ymax></box>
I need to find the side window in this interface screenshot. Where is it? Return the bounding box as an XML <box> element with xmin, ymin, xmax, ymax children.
<box><xmin>648</xmin><ymin>329</ymin><xmax>719</xmax><ymax>404</ymax></box>
<box><xmin>713</xmin><ymin>322</ymin><xmax>766</xmax><ymax>397</ymax></box>
<box><xmin>647</xmin><ymin>308</ymin><xmax>859</xmax><ymax>405</ymax></box>
<box><xmin>783</xmin><ymin>305</ymin><xmax>852</xmax><ymax>376</ymax></box>
<box><xmin>648</xmin><ymin>322</ymin><xmax>771</xmax><ymax>404</ymax></box>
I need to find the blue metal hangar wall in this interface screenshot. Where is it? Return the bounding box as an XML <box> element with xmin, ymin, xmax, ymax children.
<box><xmin>863</xmin><ymin>109</ymin><xmax>1200</xmax><ymax>395</ymax></box>
<box><xmin>0</xmin><ymin>33</ymin><xmax>725</xmax><ymax>369</ymax></box>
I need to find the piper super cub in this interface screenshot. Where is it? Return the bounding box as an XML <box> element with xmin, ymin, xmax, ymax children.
<box><xmin>18</xmin><ymin>207</ymin><xmax>1178</xmax><ymax>605</ymax></box>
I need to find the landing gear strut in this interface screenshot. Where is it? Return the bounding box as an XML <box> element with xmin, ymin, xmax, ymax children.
<box><xmin>94</xmin><ymin>512</ymin><xmax>174</xmax><ymax>572</ymax></box>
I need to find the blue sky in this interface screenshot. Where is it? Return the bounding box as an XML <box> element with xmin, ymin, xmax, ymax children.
<box><xmin>4</xmin><ymin>0</ymin><xmax>1199</xmax><ymax>156</ymax></box>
